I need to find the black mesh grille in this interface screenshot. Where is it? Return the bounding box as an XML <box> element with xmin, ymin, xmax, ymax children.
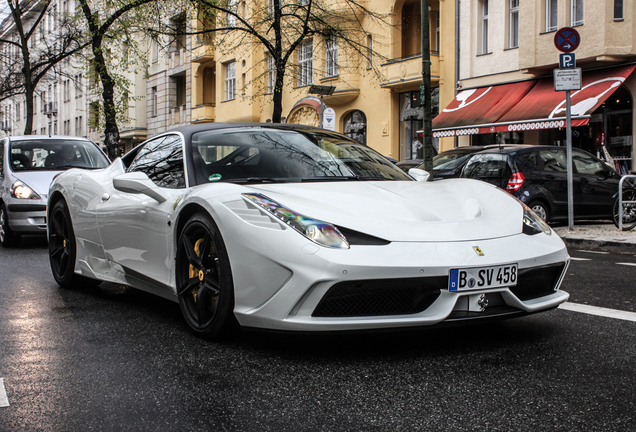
<box><xmin>312</xmin><ymin>277</ymin><xmax>446</xmax><ymax>317</ymax></box>
<box><xmin>510</xmin><ymin>263</ymin><xmax>566</xmax><ymax>301</ymax></box>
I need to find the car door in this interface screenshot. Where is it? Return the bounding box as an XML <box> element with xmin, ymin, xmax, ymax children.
<box><xmin>572</xmin><ymin>149</ymin><xmax>618</xmax><ymax>218</ymax></box>
<box><xmin>537</xmin><ymin>148</ymin><xmax>570</xmax><ymax>218</ymax></box>
<box><xmin>96</xmin><ymin>134</ymin><xmax>186</xmax><ymax>289</ymax></box>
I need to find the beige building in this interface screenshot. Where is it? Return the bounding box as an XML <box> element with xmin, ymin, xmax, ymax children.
<box><xmin>148</xmin><ymin>0</ymin><xmax>458</xmax><ymax>161</ymax></box>
<box><xmin>435</xmin><ymin>0</ymin><xmax>636</xmax><ymax>175</ymax></box>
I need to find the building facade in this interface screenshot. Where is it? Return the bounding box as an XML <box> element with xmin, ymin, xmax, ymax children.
<box><xmin>434</xmin><ymin>0</ymin><xmax>636</xmax><ymax>174</ymax></box>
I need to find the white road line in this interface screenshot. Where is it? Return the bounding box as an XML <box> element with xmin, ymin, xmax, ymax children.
<box><xmin>616</xmin><ymin>262</ymin><xmax>636</xmax><ymax>267</ymax></box>
<box><xmin>577</xmin><ymin>250</ymin><xmax>609</xmax><ymax>254</ymax></box>
<box><xmin>0</xmin><ymin>378</ymin><xmax>9</xmax><ymax>408</ymax></box>
<box><xmin>570</xmin><ymin>257</ymin><xmax>591</xmax><ymax>261</ymax></box>
<box><xmin>559</xmin><ymin>302</ymin><xmax>636</xmax><ymax>323</ymax></box>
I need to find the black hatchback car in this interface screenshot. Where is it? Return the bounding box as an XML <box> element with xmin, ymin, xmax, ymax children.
<box><xmin>460</xmin><ymin>145</ymin><xmax>620</xmax><ymax>222</ymax></box>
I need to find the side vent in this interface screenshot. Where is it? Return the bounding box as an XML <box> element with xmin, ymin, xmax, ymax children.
<box><xmin>225</xmin><ymin>199</ymin><xmax>285</xmax><ymax>230</ymax></box>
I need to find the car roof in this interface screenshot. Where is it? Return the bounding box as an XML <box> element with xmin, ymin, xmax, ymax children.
<box><xmin>7</xmin><ymin>135</ymin><xmax>93</xmax><ymax>142</ymax></box>
<box><xmin>470</xmin><ymin>144</ymin><xmax>558</xmax><ymax>155</ymax></box>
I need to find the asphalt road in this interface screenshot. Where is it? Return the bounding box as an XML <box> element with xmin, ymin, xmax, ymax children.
<box><xmin>0</xmin><ymin>236</ymin><xmax>635</xmax><ymax>432</ymax></box>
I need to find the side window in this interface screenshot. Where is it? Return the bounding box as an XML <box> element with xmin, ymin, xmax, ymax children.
<box><xmin>519</xmin><ymin>151</ymin><xmax>539</xmax><ymax>170</ymax></box>
<box><xmin>0</xmin><ymin>140</ymin><xmax>4</xmax><ymax>176</ymax></box>
<box><xmin>127</xmin><ymin>134</ymin><xmax>185</xmax><ymax>188</ymax></box>
<box><xmin>539</xmin><ymin>149</ymin><xmax>567</xmax><ymax>172</ymax></box>
<box><xmin>573</xmin><ymin>150</ymin><xmax>606</xmax><ymax>176</ymax></box>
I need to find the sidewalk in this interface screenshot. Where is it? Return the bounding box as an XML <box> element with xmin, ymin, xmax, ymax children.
<box><xmin>552</xmin><ymin>221</ymin><xmax>636</xmax><ymax>252</ymax></box>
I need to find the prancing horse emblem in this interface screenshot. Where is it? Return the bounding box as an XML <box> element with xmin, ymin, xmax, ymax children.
<box><xmin>473</xmin><ymin>246</ymin><xmax>484</xmax><ymax>256</ymax></box>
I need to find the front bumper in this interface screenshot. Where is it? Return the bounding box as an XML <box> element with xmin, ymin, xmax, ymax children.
<box><xmin>5</xmin><ymin>197</ymin><xmax>47</xmax><ymax>234</ymax></box>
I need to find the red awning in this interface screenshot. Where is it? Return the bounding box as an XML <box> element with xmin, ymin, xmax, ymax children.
<box><xmin>433</xmin><ymin>64</ymin><xmax>636</xmax><ymax>138</ymax></box>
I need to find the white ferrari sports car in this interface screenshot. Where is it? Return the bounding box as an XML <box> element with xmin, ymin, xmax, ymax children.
<box><xmin>48</xmin><ymin>124</ymin><xmax>569</xmax><ymax>339</ymax></box>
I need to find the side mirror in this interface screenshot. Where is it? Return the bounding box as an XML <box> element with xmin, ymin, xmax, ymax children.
<box><xmin>408</xmin><ymin>167</ymin><xmax>431</xmax><ymax>182</ymax></box>
<box><xmin>113</xmin><ymin>172</ymin><xmax>167</xmax><ymax>203</ymax></box>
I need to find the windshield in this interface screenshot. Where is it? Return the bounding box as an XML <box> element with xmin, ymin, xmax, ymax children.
<box><xmin>9</xmin><ymin>139</ymin><xmax>110</xmax><ymax>171</ymax></box>
<box><xmin>430</xmin><ymin>148</ymin><xmax>480</xmax><ymax>171</ymax></box>
<box><xmin>191</xmin><ymin>128</ymin><xmax>412</xmax><ymax>185</ymax></box>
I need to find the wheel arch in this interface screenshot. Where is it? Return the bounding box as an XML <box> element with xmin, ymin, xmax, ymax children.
<box><xmin>175</xmin><ymin>202</ymin><xmax>211</xmax><ymax>243</ymax></box>
<box><xmin>527</xmin><ymin>197</ymin><xmax>552</xmax><ymax>221</ymax></box>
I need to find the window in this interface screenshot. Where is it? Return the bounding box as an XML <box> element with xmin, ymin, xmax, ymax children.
<box><xmin>325</xmin><ymin>35</ymin><xmax>338</xmax><ymax>77</ymax></box>
<box><xmin>127</xmin><ymin>135</ymin><xmax>185</xmax><ymax>189</ymax></box>
<box><xmin>434</xmin><ymin>10</ymin><xmax>440</xmax><ymax>53</ymax></box>
<box><xmin>539</xmin><ymin>149</ymin><xmax>567</xmax><ymax>172</ymax></box>
<box><xmin>546</xmin><ymin>0</ymin><xmax>558</xmax><ymax>32</ymax></box>
<box><xmin>614</xmin><ymin>0</ymin><xmax>624</xmax><ymax>20</ymax></box>
<box><xmin>89</xmin><ymin>102</ymin><xmax>100</xmax><ymax>129</ymax></box>
<box><xmin>571</xmin><ymin>0</ymin><xmax>583</xmax><ymax>26</ymax></box>
<box><xmin>75</xmin><ymin>74</ymin><xmax>83</xmax><ymax>98</ymax></box>
<box><xmin>151</xmin><ymin>86</ymin><xmax>158</xmax><ymax>117</ymax></box>
<box><xmin>509</xmin><ymin>0</ymin><xmax>519</xmax><ymax>48</ymax></box>
<box><xmin>152</xmin><ymin>39</ymin><xmax>159</xmax><ymax>63</ymax></box>
<box><xmin>224</xmin><ymin>61</ymin><xmax>236</xmax><ymax>100</ymax></box>
<box><xmin>573</xmin><ymin>150</ymin><xmax>605</xmax><ymax>176</ymax></box>
<box><xmin>479</xmin><ymin>0</ymin><xmax>489</xmax><ymax>54</ymax></box>
<box><xmin>75</xmin><ymin>116</ymin><xmax>82</xmax><ymax>136</ymax></box>
<box><xmin>297</xmin><ymin>38</ymin><xmax>313</xmax><ymax>87</ymax></box>
<box><xmin>344</xmin><ymin>111</ymin><xmax>367</xmax><ymax>146</ymax></box>
<box><xmin>16</xmin><ymin>103</ymin><xmax>20</xmax><ymax>120</ymax></box>
<box><xmin>267</xmin><ymin>55</ymin><xmax>276</xmax><ymax>94</ymax></box>
<box><xmin>226</xmin><ymin>0</ymin><xmax>237</xmax><ymax>26</ymax></box>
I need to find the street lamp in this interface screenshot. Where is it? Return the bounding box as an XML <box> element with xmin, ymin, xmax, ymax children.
<box><xmin>308</xmin><ymin>84</ymin><xmax>336</xmax><ymax>128</ymax></box>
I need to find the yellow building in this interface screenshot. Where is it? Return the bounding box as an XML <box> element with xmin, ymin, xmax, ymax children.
<box><xmin>185</xmin><ymin>0</ymin><xmax>458</xmax><ymax>162</ymax></box>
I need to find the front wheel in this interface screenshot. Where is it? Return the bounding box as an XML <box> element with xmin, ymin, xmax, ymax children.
<box><xmin>176</xmin><ymin>213</ymin><xmax>238</xmax><ymax>339</ymax></box>
<box><xmin>0</xmin><ymin>204</ymin><xmax>21</xmax><ymax>247</ymax></box>
<box><xmin>613</xmin><ymin>189</ymin><xmax>636</xmax><ymax>231</ymax></box>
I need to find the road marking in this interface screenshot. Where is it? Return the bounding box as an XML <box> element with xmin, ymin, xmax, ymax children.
<box><xmin>559</xmin><ymin>302</ymin><xmax>636</xmax><ymax>323</ymax></box>
<box><xmin>570</xmin><ymin>257</ymin><xmax>591</xmax><ymax>261</ymax></box>
<box><xmin>616</xmin><ymin>262</ymin><xmax>636</xmax><ymax>267</ymax></box>
<box><xmin>0</xmin><ymin>378</ymin><xmax>8</xmax><ymax>408</ymax></box>
<box><xmin>577</xmin><ymin>250</ymin><xmax>609</xmax><ymax>254</ymax></box>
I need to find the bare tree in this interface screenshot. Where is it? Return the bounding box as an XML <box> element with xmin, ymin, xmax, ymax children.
<box><xmin>0</xmin><ymin>0</ymin><xmax>86</xmax><ymax>135</ymax></box>
<box><xmin>150</xmin><ymin>0</ymin><xmax>392</xmax><ymax>123</ymax></box>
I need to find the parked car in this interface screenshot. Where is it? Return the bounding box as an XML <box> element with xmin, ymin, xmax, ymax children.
<box><xmin>460</xmin><ymin>145</ymin><xmax>621</xmax><ymax>222</ymax></box>
<box><xmin>47</xmin><ymin>123</ymin><xmax>568</xmax><ymax>340</ymax></box>
<box><xmin>0</xmin><ymin>135</ymin><xmax>110</xmax><ymax>247</ymax></box>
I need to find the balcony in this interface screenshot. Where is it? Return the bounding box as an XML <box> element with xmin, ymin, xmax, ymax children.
<box><xmin>191</xmin><ymin>43</ymin><xmax>214</xmax><ymax>63</ymax></box>
<box><xmin>43</xmin><ymin>101</ymin><xmax>58</xmax><ymax>115</ymax></box>
<box><xmin>380</xmin><ymin>52</ymin><xmax>440</xmax><ymax>90</ymax></box>
<box><xmin>169</xmin><ymin>48</ymin><xmax>188</xmax><ymax>69</ymax></box>
<box><xmin>191</xmin><ymin>104</ymin><xmax>215</xmax><ymax>123</ymax></box>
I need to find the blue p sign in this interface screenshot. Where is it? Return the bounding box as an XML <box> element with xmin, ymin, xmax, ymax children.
<box><xmin>559</xmin><ymin>53</ymin><xmax>576</xmax><ymax>69</ymax></box>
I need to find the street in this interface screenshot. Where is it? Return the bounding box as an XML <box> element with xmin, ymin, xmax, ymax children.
<box><xmin>0</xmin><ymin>237</ymin><xmax>635</xmax><ymax>432</ymax></box>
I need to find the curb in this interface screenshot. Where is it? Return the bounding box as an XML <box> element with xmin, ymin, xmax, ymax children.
<box><xmin>561</xmin><ymin>237</ymin><xmax>636</xmax><ymax>253</ymax></box>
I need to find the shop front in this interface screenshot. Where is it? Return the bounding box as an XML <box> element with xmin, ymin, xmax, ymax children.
<box><xmin>433</xmin><ymin>65</ymin><xmax>635</xmax><ymax>173</ymax></box>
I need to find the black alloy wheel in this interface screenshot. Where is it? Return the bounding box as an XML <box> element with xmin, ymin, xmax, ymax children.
<box><xmin>0</xmin><ymin>204</ymin><xmax>21</xmax><ymax>247</ymax></box>
<box><xmin>528</xmin><ymin>200</ymin><xmax>549</xmax><ymax>222</ymax></box>
<box><xmin>613</xmin><ymin>189</ymin><xmax>636</xmax><ymax>231</ymax></box>
<box><xmin>176</xmin><ymin>213</ymin><xmax>237</xmax><ymax>339</ymax></box>
<box><xmin>48</xmin><ymin>200</ymin><xmax>97</xmax><ymax>288</ymax></box>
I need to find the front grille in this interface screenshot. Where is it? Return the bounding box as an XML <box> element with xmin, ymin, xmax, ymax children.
<box><xmin>510</xmin><ymin>263</ymin><xmax>566</xmax><ymax>301</ymax></box>
<box><xmin>312</xmin><ymin>277</ymin><xmax>446</xmax><ymax>317</ymax></box>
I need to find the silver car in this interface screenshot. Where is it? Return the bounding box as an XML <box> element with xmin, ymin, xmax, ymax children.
<box><xmin>0</xmin><ymin>135</ymin><xmax>110</xmax><ymax>247</ymax></box>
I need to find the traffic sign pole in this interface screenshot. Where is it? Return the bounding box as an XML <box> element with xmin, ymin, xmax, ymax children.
<box><xmin>566</xmin><ymin>90</ymin><xmax>574</xmax><ymax>230</ymax></box>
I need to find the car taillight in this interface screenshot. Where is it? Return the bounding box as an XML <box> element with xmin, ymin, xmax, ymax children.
<box><xmin>506</xmin><ymin>172</ymin><xmax>525</xmax><ymax>193</ymax></box>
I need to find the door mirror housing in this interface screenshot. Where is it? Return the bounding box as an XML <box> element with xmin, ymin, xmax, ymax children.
<box><xmin>113</xmin><ymin>172</ymin><xmax>167</xmax><ymax>203</ymax></box>
<box><xmin>408</xmin><ymin>168</ymin><xmax>431</xmax><ymax>182</ymax></box>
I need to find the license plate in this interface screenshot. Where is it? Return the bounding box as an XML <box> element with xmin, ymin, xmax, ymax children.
<box><xmin>449</xmin><ymin>264</ymin><xmax>518</xmax><ymax>292</ymax></box>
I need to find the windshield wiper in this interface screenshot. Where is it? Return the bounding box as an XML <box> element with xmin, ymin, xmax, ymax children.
<box><xmin>226</xmin><ymin>177</ymin><xmax>285</xmax><ymax>184</ymax></box>
<box><xmin>301</xmin><ymin>176</ymin><xmax>387</xmax><ymax>182</ymax></box>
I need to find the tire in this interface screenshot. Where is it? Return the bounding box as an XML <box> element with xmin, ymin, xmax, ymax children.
<box><xmin>176</xmin><ymin>213</ymin><xmax>238</xmax><ymax>339</ymax></box>
<box><xmin>0</xmin><ymin>204</ymin><xmax>21</xmax><ymax>247</ymax></box>
<box><xmin>48</xmin><ymin>200</ymin><xmax>98</xmax><ymax>288</ymax></box>
<box><xmin>528</xmin><ymin>200</ymin><xmax>549</xmax><ymax>222</ymax></box>
<box><xmin>612</xmin><ymin>189</ymin><xmax>636</xmax><ymax>231</ymax></box>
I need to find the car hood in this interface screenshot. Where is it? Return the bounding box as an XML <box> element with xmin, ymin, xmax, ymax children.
<box><xmin>11</xmin><ymin>170</ymin><xmax>62</xmax><ymax>196</ymax></box>
<box><xmin>244</xmin><ymin>179</ymin><xmax>524</xmax><ymax>242</ymax></box>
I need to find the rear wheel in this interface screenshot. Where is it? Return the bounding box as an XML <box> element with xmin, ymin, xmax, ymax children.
<box><xmin>48</xmin><ymin>200</ymin><xmax>98</xmax><ymax>288</ymax></box>
<box><xmin>528</xmin><ymin>200</ymin><xmax>549</xmax><ymax>222</ymax></box>
<box><xmin>176</xmin><ymin>213</ymin><xmax>237</xmax><ymax>339</ymax></box>
<box><xmin>0</xmin><ymin>204</ymin><xmax>21</xmax><ymax>247</ymax></box>
<box><xmin>613</xmin><ymin>189</ymin><xmax>636</xmax><ymax>231</ymax></box>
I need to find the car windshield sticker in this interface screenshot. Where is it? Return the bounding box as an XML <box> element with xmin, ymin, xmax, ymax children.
<box><xmin>209</xmin><ymin>173</ymin><xmax>222</xmax><ymax>182</ymax></box>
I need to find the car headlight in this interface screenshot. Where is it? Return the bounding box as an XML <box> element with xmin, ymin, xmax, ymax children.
<box><xmin>11</xmin><ymin>181</ymin><xmax>41</xmax><ymax>200</ymax></box>
<box><xmin>522</xmin><ymin>203</ymin><xmax>551</xmax><ymax>236</ymax></box>
<box><xmin>243</xmin><ymin>193</ymin><xmax>349</xmax><ymax>249</ymax></box>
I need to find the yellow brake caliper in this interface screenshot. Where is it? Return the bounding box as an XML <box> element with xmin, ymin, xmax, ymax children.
<box><xmin>188</xmin><ymin>238</ymin><xmax>216</xmax><ymax>303</ymax></box>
